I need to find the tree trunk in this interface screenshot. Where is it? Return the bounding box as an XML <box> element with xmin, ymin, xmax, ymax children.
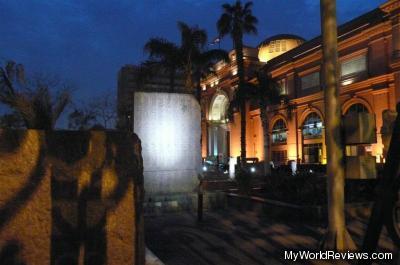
<box><xmin>235</xmin><ymin>34</ymin><xmax>247</xmax><ymax>164</ymax></box>
<box><xmin>185</xmin><ymin>65</ymin><xmax>193</xmax><ymax>94</ymax></box>
<box><xmin>320</xmin><ymin>0</ymin><xmax>355</xmax><ymax>251</ymax></box>
<box><xmin>195</xmin><ymin>75</ymin><xmax>202</xmax><ymax>103</ymax></box>
<box><xmin>240</xmin><ymin>100</ymin><xmax>246</xmax><ymax>164</ymax></box>
<box><xmin>259</xmin><ymin>101</ymin><xmax>271</xmax><ymax>176</ymax></box>
<box><xmin>169</xmin><ymin>67</ymin><xmax>176</xmax><ymax>93</ymax></box>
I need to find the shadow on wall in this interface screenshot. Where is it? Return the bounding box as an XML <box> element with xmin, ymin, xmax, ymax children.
<box><xmin>0</xmin><ymin>241</ymin><xmax>26</xmax><ymax>265</ymax></box>
<box><xmin>0</xmin><ymin>130</ymin><xmax>145</xmax><ymax>265</ymax></box>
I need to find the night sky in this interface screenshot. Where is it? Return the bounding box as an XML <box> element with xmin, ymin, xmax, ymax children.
<box><xmin>0</xmin><ymin>0</ymin><xmax>386</xmax><ymax>103</ymax></box>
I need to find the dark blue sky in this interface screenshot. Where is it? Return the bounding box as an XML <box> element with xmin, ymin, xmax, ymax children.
<box><xmin>0</xmin><ymin>0</ymin><xmax>386</xmax><ymax>102</ymax></box>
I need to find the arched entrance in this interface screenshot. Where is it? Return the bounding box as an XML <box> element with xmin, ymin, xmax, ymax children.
<box><xmin>208</xmin><ymin>93</ymin><xmax>230</xmax><ymax>163</ymax></box>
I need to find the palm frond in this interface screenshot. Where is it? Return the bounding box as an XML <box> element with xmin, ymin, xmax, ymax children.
<box><xmin>243</xmin><ymin>16</ymin><xmax>258</xmax><ymax>34</ymax></box>
<box><xmin>222</xmin><ymin>3</ymin><xmax>233</xmax><ymax>12</ymax></box>
<box><xmin>178</xmin><ymin>21</ymin><xmax>208</xmax><ymax>53</ymax></box>
<box><xmin>255</xmin><ymin>72</ymin><xmax>282</xmax><ymax>106</ymax></box>
<box><xmin>218</xmin><ymin>1</ymin><xmax>257</xmax><ymax>38</ymax></box>
<box><xmin>5</xmin><ymin>61</ymin><xmax>16</xmax><ymax>81</ymax></box>
<box><xmin>199</xmin><ymin>49</ymin><xmax>230</xmax><ymax>65</ymax></box>
<box><xmin>177</xmin><ymin>21</ymin><xmax>191</xmax><ymax>35</ymax></box>
<box><xmin>217</xmin><ymin>13</ymin><xmax>232</xmax><ymax>38</ymax></box>
<box><xmin>192</xmin><ymin>28</ymin><xmax>208</xmax><ymax>49</ymax></box>
<box><xmin>244</xmin><ymin>1</ymin><xmax>254</xmax><ymax>12</ymax></box>
<box><xmin>144</xmin><ymin>38</ymin><xmax>179</xmax><ymax>59</ymax></box>
<box><xmin>16</xmin><ymin>64</ymin><xmax>25</xmax><ymax>84</ymax></box>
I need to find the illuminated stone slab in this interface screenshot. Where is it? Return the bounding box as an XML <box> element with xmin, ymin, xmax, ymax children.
<box><xmin>134</xmin><ymin>92</ymin><xmax>201</xmax><ymax>195</ymax></box>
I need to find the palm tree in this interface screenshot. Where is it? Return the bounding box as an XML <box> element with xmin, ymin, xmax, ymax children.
<box><xmin>251</xmin><ymin>73</ymin><xmax>285</xmax><ymax>176</ymax></box>
<box><xmin>178</xmin><ymin>22</ymin><xmax>207</xmax><ymax>91</ymax></box>
<box><xmin>193</xmin><ymin>49</ymin><xmax>230</xmax><ymax>102</ymax></box>
<box><xmin>144</xmin><ymin>39</ymin><xmax>182</xmax><ymax>92</ymax></box>
<box><xmin>320</xmin><ymin>0</ymin><xmax>355</xmax><ymax>250</ymax></box>
<box><xmin>217</xmin><ymin>0</ymin><xmax>258</xmax><ymax>164</ymax></box>
<box><xmin>0</xmin><ymin>61</ymin><xmax>70</xmax><ymax>130</ymax></box>
<box><xmin>145</xmin><ymin>21</ymin><xmax>225</xmax><ymax>94</ymax></box>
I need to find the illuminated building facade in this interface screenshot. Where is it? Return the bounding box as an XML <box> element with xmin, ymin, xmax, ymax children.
<box><xmin>201</xmin><ymin>0</ymin><xmax>400</xmax><ymax>176</ymax></box>
<box><xmin>200</xmin><ymin>46</ymin><xmax>263</xmax><ymax>163</ymax></box>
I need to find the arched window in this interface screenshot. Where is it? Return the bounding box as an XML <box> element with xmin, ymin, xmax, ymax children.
<box><xmin>303</xmin><ymin>112</ymin><xmax>323</xmax><ymax>139</ymax></box>
<box><xmin>272</xmin><ymin>119</ymin><xmax>287</xmax><ymax>144</ymax></box>
<box><xmin>345</xmin><ymin>103</ymin><xmax>369</xmax><ymax>115</ymax></box>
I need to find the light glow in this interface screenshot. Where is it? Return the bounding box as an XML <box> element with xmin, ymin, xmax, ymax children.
<box><xmin>232</xmin><ymin>67</ymin><xmax>238</xmax><ymax>76</ymax></box>
<box><xmin>229</xmin><ymin>157</ymin><xmax>237</xmax><ymax>178</ymax></box>
<box><xmin>342</xmin><ymin>79</ymin><xmax>354</xmax><ymax>86</ymax></box>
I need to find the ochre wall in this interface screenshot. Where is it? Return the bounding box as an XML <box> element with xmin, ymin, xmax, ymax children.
<box><xmin>201</xmin><ymin>121</ymin><xmax>208</xmax><ymax>158</ymax></box>
<box><xmin>249</xmin><ymin>112</ymin><xmax>264</xmax><ymax>160</ymax></box>
<box><xmin>229</xmin><ymin>107</ymin><xmax>264</xmax><ymax>161</ymax></box>
<box><xmin>227</xmin><ymin>87</ymin><xmax>394</xmax><ymax>165</ymax></box>
<box><xmin>230</xmin><ymin>113</ymin><xmax>241</xmax><ymax>159</ymax></box>
<box><xmin>0</xmin><ymin>130</ymin><xmax>145</xmax><ymax>265</ymax></box>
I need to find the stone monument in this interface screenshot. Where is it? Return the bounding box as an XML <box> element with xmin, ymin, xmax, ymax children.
<box><xmin>133</xmin><ymin>92</ymin><xmax>201</xmax><ymax>211</ymax></box>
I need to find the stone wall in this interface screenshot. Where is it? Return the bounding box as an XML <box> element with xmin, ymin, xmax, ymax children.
<box><xmin>0</xmin><ymin>130</ymin><xmax>145</xmax><ymax>265</ymax></box>
<box><xmin>143</xmin><ymin>192</ymin><xmax>227</xmax><ymax>216</ymax></box>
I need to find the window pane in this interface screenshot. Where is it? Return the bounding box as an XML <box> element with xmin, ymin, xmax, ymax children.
<box><xmin>272</xmin><ymin>119</ymin><xmax>287</xmax><ymax>144</ymax></box>
<box><xmin>302</xmin><ymin>113</ymin><xmax>323</xmax><ymax>139</ymax></box>
<box><xmin>275</xmin><ymin>40</ymin><xmax>280</xmax><ymax>52</ymax></box>
<box><xmin>269</xmin><ymin>41</ymin><xmax>275</xmax><ymax>53</ymax></box>
<box><xmin>272</xmin><ymin>132</ymin><xmax>287</xmax><ymax>143</ymax></box>
<box><xmin>301</xmin><ymin>72</ymin><xmax>320</xmax><ymax>90</ymax></box>
<box><xmin>303</xmin><ymin>143</ymin><xmax>322</xmax><ymax>163</ymax></box>
<box><xmin>341</xmin><ymin>55</ymin><xmax>367</xmax><ymax>77</ymax></box>
<box><xmin>281</xmin><ymin>40</ymin><xmax>287</xmax><ymax>51</ymax></box>
<box><xmin>346</xmin><ymin>103</ymin><xmax>369</xmax><ymax>115</ymax></box>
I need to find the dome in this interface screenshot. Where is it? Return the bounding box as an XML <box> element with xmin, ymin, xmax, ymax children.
<box><xmin>258</xmin><ymin>34</ymin><xmax>305</xmax><ymax>63</ymax></box>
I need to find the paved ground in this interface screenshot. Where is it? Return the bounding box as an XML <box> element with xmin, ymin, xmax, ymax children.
<box><xmin>145</xmin><ymin>210</ymin><xmax>399</xmax><ymax>265</ymax></box>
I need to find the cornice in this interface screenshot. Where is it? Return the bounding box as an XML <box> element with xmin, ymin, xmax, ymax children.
<box><xmin>390</xmin><ymin>60</ymin><xmax>400</xmax><ymax>71</ymax></box>
<box><xmin>380</xmin><ymin>0</ymin><xmax>400</xmax><ymax>13</ymax></box>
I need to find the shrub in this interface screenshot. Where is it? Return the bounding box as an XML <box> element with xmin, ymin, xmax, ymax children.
<box><xmin>259</xmin><ymin>170</ymin><xmax>377</xmax><ymax>205</ymax></box>
<box><xmin>235</xmin><ymin>167</ymin><xmax>252</xmax><ymax>195</ymax></box>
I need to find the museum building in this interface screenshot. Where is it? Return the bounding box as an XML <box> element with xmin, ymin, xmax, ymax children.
<box><xmin>200</xmin><ymin>0</ymin><xmax>400</xmax><ymax>178</ymax></box>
